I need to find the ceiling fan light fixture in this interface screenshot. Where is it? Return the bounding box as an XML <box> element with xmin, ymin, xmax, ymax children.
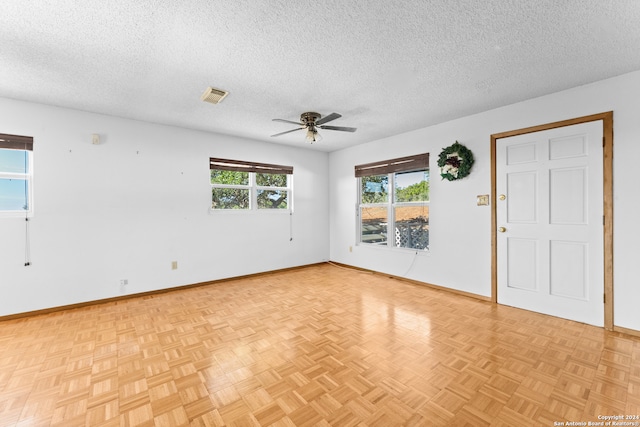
<box><xmin>201</xmin><ymin>86</ymin><xmax>229</xmax><ymax>104</ymax></box>
<box><xmin>306</xmin><ymin>129</ymin><xmax>322</xmax><ymax>143</ymax></box>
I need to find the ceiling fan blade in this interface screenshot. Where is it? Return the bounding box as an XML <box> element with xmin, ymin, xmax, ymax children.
<box><xmin>319</xmin><ymin>125</ymin><xmax>357</xmax><ymax>132</ymax></box>
<box><xmin>315</xmin><ymin>112</ymin><xmax>341</xmax><ymax>126</ymax></box>
<box><xmin>273</xmin><ymin>118</ymin><xmax>304</xmax><ymax>126</ymax></box>
<box><xmin>270</xmin><ymin>127</ymin><xmax>304</xmax><ymax>137</ymax></box>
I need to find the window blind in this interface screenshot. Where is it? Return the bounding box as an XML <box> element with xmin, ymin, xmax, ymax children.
<box><xmin>210</xmin><ymin>158</ymin><xmax>293</xmax><ymax>174</ymax></box>
<box><xmin>354</xmin><ymin>153</ymin><xmax>428</xmax><ymax>177</ymax></box>
<box><xmin>0</xmin><ymin>133</ymin><xmax>34</xmax><ymax>151</ymax></box>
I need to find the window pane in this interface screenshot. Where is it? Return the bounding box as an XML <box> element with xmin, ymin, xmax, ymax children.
<box><xmin>210</xmin><ymin>169</ymin><xmax>249</xmax><ymax>185</ymax></box>
<box><xmin>256</xmin><ymin>173</ymin><xmax>287</xmax><ymax>187</ymax></box>
<box><xmin>257</xmin><ymin>189</ymin><xmax>288</xmax><ymax>209</ymax></box>
<box><xmin>0</xmin><ymin>148</ymin><xmax>29</xmax><ymax>173</ymax></box>
<box><xmin>212</xmin><ymin>188</ymin><xmax>249</xmax><ymax>209</ymax></box>
<box><xmin>360</xmin><ymin>206</ymin><xmax>387</xmax><ymax>244</ymax></box>
<box><xmin>395</xmin><ymin>170</ymin><xmax>429</xmax><ymax>202</ymax></box>
<box><xmin>394</xmin><ymin>205</ymin><xmax>429</xmax><ymax>250</ymax></box>
<box><xmin>0</xmin><ymin>178</ymin><xmax>29</xmax><ymax>211</ymax></box>
<box><xmin>361</xmin><ymin>174</ymin><xmax>388</xmax><ymax>203</ymax></box>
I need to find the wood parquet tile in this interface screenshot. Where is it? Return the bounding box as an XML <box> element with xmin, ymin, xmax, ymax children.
<box><xmin>1</xmin><ymin>263</ymin><xmax>640</xmax><ymax>426</ymax></box>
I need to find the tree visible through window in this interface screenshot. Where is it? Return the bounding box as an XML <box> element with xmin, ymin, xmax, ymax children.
<box><xmin>356</xmin><ymin>154</ymin><xmax>429</xmax><ymax>250</ymax></box>
<box><xmin>256</xmin><ymin>172</ymin><xmax>289</xmax><ymax>209</ymax></box>
<box><xmin>211</xmin><ymin>169</ymin><xmax>250</xmax><ymax>209</ymax></box>
<box><xmin>210</xmin><ymin>158</ymin><xmax>292</xmax><ymax>211</ymax></box>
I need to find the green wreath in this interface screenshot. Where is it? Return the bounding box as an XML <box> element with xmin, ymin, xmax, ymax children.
<box><xmin>437</xmin><ymin>141</ymin><xmax>474</xmax><ymax>181</ymax></box>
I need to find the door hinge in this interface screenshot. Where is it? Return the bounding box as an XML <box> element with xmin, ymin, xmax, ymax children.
<box><xmin>603</xmin><ymin>293</ymin><xmax>606</xmax><ymax>303</ymax></box>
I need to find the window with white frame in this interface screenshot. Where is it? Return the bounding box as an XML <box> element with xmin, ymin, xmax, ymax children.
<box><xmin>210</xmin><ymin>158</ymin><xmax>293</xmax><ymax>210</ymax></box>
<box><xmin>0</xmin><ymin>133</ymin><xmax>33</xmax><ymax>216</ymax></box>
<box><xmin>355</xmin><ymin>153</ymin><xmax>429</xmax><ymax>250</ymax></box>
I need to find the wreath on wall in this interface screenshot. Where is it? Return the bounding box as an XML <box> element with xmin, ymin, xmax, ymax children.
<box><xmin>437</xmin><ymin>141</ymin><xmax>475</xmax><ymax>181</ymax></box>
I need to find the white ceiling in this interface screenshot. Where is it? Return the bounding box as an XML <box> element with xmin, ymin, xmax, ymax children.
<box><xmin>1</xmin><ymin>1</ymin><xmax>640</xmax><ymax>152</ymax></box>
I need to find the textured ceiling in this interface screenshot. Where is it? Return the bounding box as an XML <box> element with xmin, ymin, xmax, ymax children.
<box><xmin>1</xmin><ymin>1</ymin><xmax>640</xmax><ymax>152</ymax></box>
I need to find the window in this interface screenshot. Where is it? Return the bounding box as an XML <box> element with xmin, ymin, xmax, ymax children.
<box><xmin>210</xmin><ymin>158</ymin><xmax>292</xmax><ymax>211</ymax></box>
<box><xmin>0</xmin><ymin>133</ymin><xmax>33</xmax><ymax>216</ymax></box>
<box><xmin>355</xmin><ymin>153</ymin><xmax>429</xmax><ymax>250</ymax></box>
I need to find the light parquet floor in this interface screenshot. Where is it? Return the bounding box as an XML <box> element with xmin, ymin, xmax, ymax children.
<box><xmin>1</xmin><ymin>263</ymin><xmax>639</xmax><ymax>426</ymax></box>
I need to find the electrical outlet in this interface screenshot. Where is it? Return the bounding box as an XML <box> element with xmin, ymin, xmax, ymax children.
<box><xmin>119</xmin><ymin>279</ymin><xmax>128</xmax><ymax>293</ymax></box>
<box><xmin>349</xmin><ymin>246</ymin><xmax>353</xmax><ymax>252</ymax></box>
<box><xmin>171</xmin><ymin>261</ymin><xmax>178</xmax><ymax>270</ymax></box>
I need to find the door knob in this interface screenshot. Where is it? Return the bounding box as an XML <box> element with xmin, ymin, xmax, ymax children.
<box><xmin>498</xmin><ymin>227</ymin><xmax>507</xmax><ymax>233</ymax></box>
<box><xmin>499</xmin><ymin>194</ymin><xmax>506</xmax><ymax>201</ymax></box>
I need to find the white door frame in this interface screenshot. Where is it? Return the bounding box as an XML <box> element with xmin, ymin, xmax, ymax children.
<box><xmin>490</xmin><ymin>112</ymin><xmax>614</xmax><ymax>330</ymax></box>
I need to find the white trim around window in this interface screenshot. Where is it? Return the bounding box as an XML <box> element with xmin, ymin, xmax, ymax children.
<box><xmin>0</xmin><ymin>133</ymin><xmax>34</xmax><ymax>218</ymax></box>
<box><xmin>209</xmin><ymin>158</ymin><xmax>293</xmax><ymax>212</ymax></box>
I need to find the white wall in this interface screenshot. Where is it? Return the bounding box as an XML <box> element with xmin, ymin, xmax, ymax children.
<box><xmin>3</xmin><ymin>71</ymin><xmax>639</xmax><ymax>331</ymax></box>
<box><xmin>329</xmin><ymin>70</ymin><xmax>640</xmax><ymax>332</ymax></box>
<box><xmin>0</xmin><ymin>98</ymin><xmax>329</xmax><ymax>316</ymax></box>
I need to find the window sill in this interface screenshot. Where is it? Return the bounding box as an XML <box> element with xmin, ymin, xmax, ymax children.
<box><xmin>0</xmin><ymin>211</ymin><xmax>33</xmax><ymax>219</ymax></box>
<box><xmin>357</xmin><ymin>243</ymin><xmax>430</xmax><ymax>254</ymax></box>
<box><xmin>208</xmin><ymin>208</ymin><xmax>292</xmax><ymax>215</ymax></box>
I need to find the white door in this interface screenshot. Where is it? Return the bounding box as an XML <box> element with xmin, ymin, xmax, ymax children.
<box><xmin>496</xmin><ymin>121</ymin><xmax>604</xmax><ymax>326</ymax></box>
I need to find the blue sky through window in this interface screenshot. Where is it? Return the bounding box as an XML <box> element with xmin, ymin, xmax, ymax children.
<box><xmin>0</xmin><ymin>179</ymin><xmax>28</xmax><ymax>210</ymax></box>
<box><xmin>0</xmin><ymin>148</ymin><xmax>29</xmax><ymax>173</ymax></box>
<box><xmin>0</xmin><ymin>148</ymin><xmax>30</xmax><ymax>211</ymax></box>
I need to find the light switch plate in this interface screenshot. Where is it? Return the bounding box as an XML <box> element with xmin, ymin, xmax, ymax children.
<box><xmin>477</xmin><ymin>194</ymin><xmax>489</xmax><ymax>206</ymax></box>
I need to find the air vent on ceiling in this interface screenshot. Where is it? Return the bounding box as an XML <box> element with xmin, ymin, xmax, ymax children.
<box><xmin>201</xmin><ymin>86</ymin><xmax>229</xmax><ymax>104</ymax></box>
